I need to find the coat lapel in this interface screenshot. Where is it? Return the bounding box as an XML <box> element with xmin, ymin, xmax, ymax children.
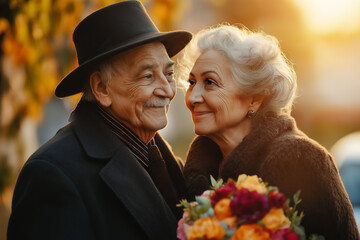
<box><xmin>100</xmin><ymin>147</ymin><xmax>178</xmax><ymax>240</ymax></box>
<box><xmin>71</xmin><ymin>100</ymin><xmax>177</xmax><ymax>239</ymax></box>
<box><xmin>154</xmin><ymin>134</ymin><xmax>187</xmax><ymax>199</ymax></box>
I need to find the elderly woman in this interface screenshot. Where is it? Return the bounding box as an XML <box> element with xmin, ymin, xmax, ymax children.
<box><xmin>176</xmin><ymin>24</ymin><xmax>359</xmax><ymax>239</ymax></box>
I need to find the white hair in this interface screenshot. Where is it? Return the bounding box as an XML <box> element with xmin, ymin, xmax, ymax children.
<box><xmin>175</xmin><ymin>24</ymin><xmax>298</xmax><ymax>115</ymax></box>
<box><xmin>82</xmin><ymin>54</ymin><xmax>122</xmax><ymax>102</ymax></box>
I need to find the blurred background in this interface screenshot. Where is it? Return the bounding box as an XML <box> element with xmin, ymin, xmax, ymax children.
<box><xmin>0</xmin><ymin>0</ymin><xmax>359</xmax><ymax>237</ymax></box>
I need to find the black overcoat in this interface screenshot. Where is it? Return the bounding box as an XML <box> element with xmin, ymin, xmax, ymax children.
<box><xmin>7</xmin><ymin>100</ymin><xmax>186</xmax><ymax>240</ymax></box>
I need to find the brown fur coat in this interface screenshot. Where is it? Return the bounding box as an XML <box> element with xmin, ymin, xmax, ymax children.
<box><xmin>184</xmin><ymin>113</ymin><xmax>359</xmax><ymax>240</ymax></box>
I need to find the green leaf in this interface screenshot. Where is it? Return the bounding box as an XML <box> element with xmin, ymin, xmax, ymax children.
<box><xmin>266</xmin><ymin>185</ymin><xmax>279</xmax><ymax>194</ymax></box>
<box><xmin>210</xmin><ymin>175</ymin><xmax>217</xmax><ymax>187</ymax></box>
<box><xmin>177</xmin><ymin>199</ymin><xmax>191</xmax><ymax>208</ymax></box>
<box><xmin>308</xmin><ymin>234</ymin><xmax>326</xmax><ymax>240</ymax></box>
<box><xmin>292</xmin><ymin>224</ymin><xmax>306</xmax><ymax>240</ymax></box>
<box><xmin>210</xmin><ymin>175</ymin><xmax>224</xmax><ymax>190</ymax></box>
<box><xmin>293</xmin><ymin>190</ymin><xmax>302</xmax><ymax>207</ymax></box>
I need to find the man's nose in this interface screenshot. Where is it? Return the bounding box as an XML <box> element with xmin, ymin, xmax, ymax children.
<box><xmin>153</xmin><ymin>75</ymin><xmax>175</xmax><ymax>98</ymax></box>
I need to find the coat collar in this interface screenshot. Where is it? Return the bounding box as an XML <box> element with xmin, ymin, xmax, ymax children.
<box><xmin>221</xmin><ymin>113</ymin><xmax>296</xmax><ymax>178</ymax></box>
<box><xmin>99</xmin><ymin>147</ymin><xmax>178</xmax><ymax>239</ymax></box>
<box><xmin>70</xmin><ymin>99</ymin><xmax>119</xmax><ymax>159</ymax></box>
<box><xmin>71</xmin><ymin>100</ymin><xmax>178</xmax><ymax>239</ymax></box>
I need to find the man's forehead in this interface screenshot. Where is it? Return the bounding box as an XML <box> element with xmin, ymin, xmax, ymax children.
<box><xmin>113</xmin><ymin>42</ymin><xmax>173</xmax><ymax>69</ymax></box>
<box><xmin>118</xmin><ymin>41</ymin><xmax>168</xmax><ymax>58</ymax></box>
<box><xmin>139</xmin><ymin>61</ymin><xmax>174</xmax><ymax>70</ymax></box>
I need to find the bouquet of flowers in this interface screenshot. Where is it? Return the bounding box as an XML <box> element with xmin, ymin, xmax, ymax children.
<box><xmin>177</xmin><ymin>174</ymin><xmax>324</xmax><ymax>240</ymax></box>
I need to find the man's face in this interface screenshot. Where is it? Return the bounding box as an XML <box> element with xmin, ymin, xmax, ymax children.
<box><xmin>104</xmin><ymin>42</ymin><xmax>176</xmax><ymax>141</ymax></box>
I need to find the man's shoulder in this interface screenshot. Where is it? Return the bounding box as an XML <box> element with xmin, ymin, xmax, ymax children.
<box><xmin>28</xmin><ymin>123</ymin><xmax>83</xmax><ymax>166</ymax></box>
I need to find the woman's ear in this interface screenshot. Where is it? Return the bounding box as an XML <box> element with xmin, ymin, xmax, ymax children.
<box><xmin>89</xmin><ymin>71</ymin><xmax>112</xmax><ymax>107</ymax></box>
<box><xmin>249</xmin><ymin>94</ymin><xmax>265</xmax><ymax>112</ymax></box>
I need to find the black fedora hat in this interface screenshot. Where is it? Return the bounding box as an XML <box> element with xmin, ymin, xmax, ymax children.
<box><xmin>55</xmin><ymin>0</ymin><xmax>192</xmax><ymax>98</ymax></box>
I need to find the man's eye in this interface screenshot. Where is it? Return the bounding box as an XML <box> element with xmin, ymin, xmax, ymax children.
<box><xmin>166</xmin><ymin>71</ymin><xmax>174</xmax><ymax>77</ymax></box>
<box><xmin>143</xmin><ymin>74</ymin><xmax>153</xmax><ymax>79</ymax></box>
<box><xmin>166</xmin><ymin>71</ymin><xmax>175</xmax><ymax>81</ymax></box>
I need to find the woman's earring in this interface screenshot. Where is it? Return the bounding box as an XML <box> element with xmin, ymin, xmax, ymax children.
<box><xmin>247</xmin><ymin>110</ymin><xmax>256</xmax><ymax>118</ymax></box>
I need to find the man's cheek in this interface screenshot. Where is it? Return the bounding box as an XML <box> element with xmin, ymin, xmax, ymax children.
<box><xmin>170</xmin><ymin>83</ymin><xmax>177</xmax><ymax>99</ymax></box>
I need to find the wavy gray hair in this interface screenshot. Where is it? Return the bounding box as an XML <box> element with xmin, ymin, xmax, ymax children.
<box><xmin>82</xmin><ymin>54</ymin><xmax>122</xmax><ymax>102</ymax></box>
<box><xmin>175</xmin><ymin>24</ymin><xmax>298</xmax><ymax>115</ymax></box>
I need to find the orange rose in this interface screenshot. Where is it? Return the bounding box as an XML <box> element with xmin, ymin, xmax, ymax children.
<box><xmin>261</xmin><ymin>208</ymin><xmax>290</xmax><ymax>232</ymax></box>
<box><xmin>214</xmin><ymin>198</ymin><xmax>233</xmax><ymax>220</ymax></box>
<box><xmin>186</xmin><ymin>217</ymin><xmax>226</xmax><ymax>240</ymax></box>
<box><xmin>222</xmin><ymin>216</ymin><xmax>237</xmax><ymax>229</ymax></box>
<box><xmin>236</xmin><ymin>175</ymin><xmax>266</xmax><ymax>194</ymax></box>
<box><xmin>231</xmin><ymin>224</ymin><xmax>270</xmax><ymax>240</ymax></box>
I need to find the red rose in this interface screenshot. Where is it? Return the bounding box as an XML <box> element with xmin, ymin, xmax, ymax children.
<box><xmin>230</xmin><ymin>188</ymin><xmax>269</xmax><ymax>222</ymax></box>
<box><xmin>211</xmin><ymin>181</ymin><xmax>237</xmax><ymax>206</ymax></box>
<box><xmin>268</xmin><ymin>190</ymin><xmax>286</xmax><ymax>208</ymax></box>
<box><xmin>285</xmin><ymin>232</ymin><xmax>300</xmax><ymax>240</ymax></box>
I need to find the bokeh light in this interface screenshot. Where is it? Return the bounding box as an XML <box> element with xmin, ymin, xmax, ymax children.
<box><xmin>295</xmin><ymin>0</ymin><xmax>360</xmax><ymax>34</ymax></box>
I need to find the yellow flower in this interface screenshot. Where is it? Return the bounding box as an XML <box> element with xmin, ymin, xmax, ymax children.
<box><xmin>236</xmin><ymin>174</ymin><xmax>266</xmax><ymax>194</ymax></box>
<box><xmin>261</xmin><ymin>208</ymin><xmax>291</xmax><ymax>232</ymax></box>
<box><xmin>231</xmin><ymin>224</ymin><xmax>270</xmax><ymax>240</ymax></box>
<box><xmin>214</xmin><ymin>198</ymin><xmax>233</xmax><ymax>220</ymax></box>
<box><xmin>186</xmin><ymin>217</ymin><xmax>226</xmax><ymax>240</ymax></box>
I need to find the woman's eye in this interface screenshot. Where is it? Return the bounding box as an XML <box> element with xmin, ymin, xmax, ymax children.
<box><xmin>205</xmin><ymin>79</ymin><xmax>216</xmax><ymax>86</ymax></box>
<box><xmin>188</xmin><ymin>79</ymin><xmax>195</xmax><ymax>85</ymax></box>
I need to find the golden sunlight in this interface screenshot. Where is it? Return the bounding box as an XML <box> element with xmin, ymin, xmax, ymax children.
<box><xmin>294</xmin><ymin>0</ymin><xmax>360</xmax><ymax>34</ymax></box>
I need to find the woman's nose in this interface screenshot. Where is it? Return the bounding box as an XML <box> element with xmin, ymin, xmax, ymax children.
<box><xmin>186</xmin><ymin>85</ymin><xmax>204</xmax><ymax>105</ymax></box>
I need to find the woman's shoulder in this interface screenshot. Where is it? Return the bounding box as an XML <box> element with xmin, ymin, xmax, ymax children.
<box><xmin>272</xmin><ymin>128</ymin><xmax>329</xmax><ymax>154</ymax></box>
<box><xmin>266</xmin><ymin>128</ymin><xmax>333</xmax><ymax>168</ymax></box>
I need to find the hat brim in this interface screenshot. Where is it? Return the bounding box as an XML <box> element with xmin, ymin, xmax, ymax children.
<box><xmin>55</xmin><ymin>30</ymin><xmax>192</xmax><ymax>98</ymax></box>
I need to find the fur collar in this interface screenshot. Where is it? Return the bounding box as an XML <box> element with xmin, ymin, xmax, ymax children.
<box><xmin>221</xmin><ymin>113</ymin><xmax>296</xmax><ymax>178</ymax></box>
<box><xmin>184</xmin><ymin>113</ymin><xmax>296</xmax><ymax>197</ymax></box>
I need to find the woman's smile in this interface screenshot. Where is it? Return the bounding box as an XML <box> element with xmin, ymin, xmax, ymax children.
<box><xmin>192</xmin><ymin>111</ymin><xmax>212</xmax><ymax>117</ymax></box>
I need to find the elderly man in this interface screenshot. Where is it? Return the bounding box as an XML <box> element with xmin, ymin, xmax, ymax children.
<box><xmin>7</xmin><ymin>1</ymin><xmax>192</xmax><ymax>239</ymax></box>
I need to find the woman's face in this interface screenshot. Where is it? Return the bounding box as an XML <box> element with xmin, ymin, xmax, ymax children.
<box><xmin>185</xmin><ymin>50</ymin><xmax>253</xmax><ymax>136</ymax></box>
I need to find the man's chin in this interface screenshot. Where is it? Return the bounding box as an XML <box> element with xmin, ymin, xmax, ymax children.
<box><xmin>153</xmin><ymin>120</ymin><xmax>168</xmax><ymax>131</ymax></box>
<box><xmin>141</xmin><ymin>108</ymin><xmax>169</xmax><ymax>129</ymax></box>
<box><xmin>144</xmin><ymin>117</ymin><xmax>168</xmax><ymax>132</ymax></box>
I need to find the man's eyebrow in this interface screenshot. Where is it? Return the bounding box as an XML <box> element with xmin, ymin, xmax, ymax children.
<box><xmin>140</xmin><ymin>63</ymin><xmax>157</xmax><ymax>71</ymax></box>
<box><xmin>166</xmin><ymin>61</ymin><xmax>175</xmax><ymax>68</ymax></box>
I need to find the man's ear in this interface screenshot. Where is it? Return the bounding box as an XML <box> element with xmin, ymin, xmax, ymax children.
<box><xmin>89</xmin><ymin>71</ymin><xmax>112</xmax><ymax>107</ymax></box>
